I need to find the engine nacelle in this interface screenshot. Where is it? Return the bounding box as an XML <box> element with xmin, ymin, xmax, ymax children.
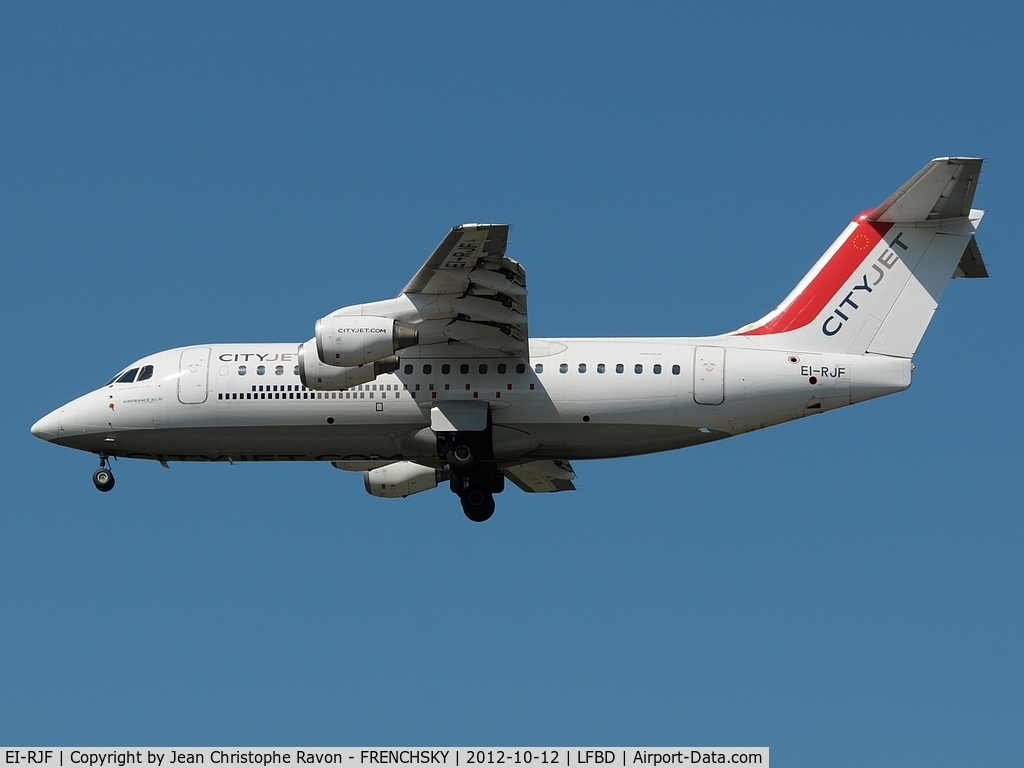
<box><xmin>364</xmin><ymin>462</ymin><xmax>444</xmax><ymax>498</ymax></box>
<box><xmin>315</xmin><ymin>314</ymin><xmax>418</xmax><ymax>367</ymax></box>
<box><xmin>298</xmin><ymin>342</ymin><xmax>399</xmax><ymax>390</ymax></box>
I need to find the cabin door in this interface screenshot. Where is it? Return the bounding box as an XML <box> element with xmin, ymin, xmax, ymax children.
<box><xmin>178</xmin><ymin>347</ymin><xmax>211</xmax><ymax>404</ymax></box>
<box><xmin>694</xmin><ymin>346</ymin><xmax>725</xmax><ymax>405</ymax></box>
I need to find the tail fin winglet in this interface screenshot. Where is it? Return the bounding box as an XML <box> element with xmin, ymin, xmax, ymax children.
<box><xmin>867</xmin><ymin>157</ymin><xmax>982</xmax><ymax>223</ymax></box>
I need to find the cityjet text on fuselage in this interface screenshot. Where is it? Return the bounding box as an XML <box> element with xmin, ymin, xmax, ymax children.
<box><xmin>219</xmin><ymin>352</ymin><xmax>296</xmax><ymax>362</ymax></box>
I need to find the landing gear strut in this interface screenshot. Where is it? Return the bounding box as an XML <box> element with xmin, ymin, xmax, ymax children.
<box><xmin>93</xmin><ymin>454</ymin><xmax>115</xmax><ymax>492</ymax></box>
<box><xmin>437</xmin><ymin>420</ymin><xmax>503</xmax><ymax>522</ymax></box>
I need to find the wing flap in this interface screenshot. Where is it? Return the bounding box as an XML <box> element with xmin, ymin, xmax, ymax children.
<box><xmin>505</xmin><ymin>460</ymin><xmax>577</xmax><ymax>493</ymax></box>
<box><xmin>443</xmin><ymin>319</ymin><xmax>527</xmax><ymax>354</ymax></box>
<box><xmin>332</xmin><ymin>460</ymin><xmax>395</xmax><ymax>471</ymax></box>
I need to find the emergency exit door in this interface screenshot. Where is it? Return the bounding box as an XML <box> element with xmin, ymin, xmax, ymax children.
<box><xmin>694</xmin><ymin>346</ymin><xmax>725</xmax><ymax>405</ymax></box>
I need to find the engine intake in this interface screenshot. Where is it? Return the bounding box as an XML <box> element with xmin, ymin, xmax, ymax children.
<box><xmin>298</xmin><ymin>342</ymin><xmax>399</xmax><ymax>390</ymax></box>
<box><xmin>315</xmin><ymin>314</ymin><xmax>418</xmax><ymax>367</ymax></box>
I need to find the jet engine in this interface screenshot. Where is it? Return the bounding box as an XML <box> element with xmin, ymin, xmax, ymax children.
<box><xmin>364</xmin><ymin>462</ymin><xmax>446</xmax><ymax>498</ymax></box>
<box><xmin>297</xmin><ymin>342</ymin><xmax>399</xmax><ymax>390</ymax></box>
<box><xmin>315</xmin><ymin>314</ymin><xmax>418</xmax><ymax>367</ymax></box>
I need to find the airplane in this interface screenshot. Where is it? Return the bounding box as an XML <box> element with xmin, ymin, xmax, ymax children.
<box><xmin>31</xmin><ymin>157</ymin><xmax>987</xmax><ymax>522</ymax></box>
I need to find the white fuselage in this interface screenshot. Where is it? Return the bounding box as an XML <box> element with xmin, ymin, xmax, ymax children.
<box><xmin>28</xmin><ymin>158</ymin><xmax>987</xmax><ymax>517</ymax></box>
<box><xmin>34</xmin><ymin>336</ymin><xmax>911</xmax><ymax>466</ymax></box>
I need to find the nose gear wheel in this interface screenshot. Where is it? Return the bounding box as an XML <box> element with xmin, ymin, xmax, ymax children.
<box><xmin>93</xmin><ymin>467</ymin><xmax>115</xmax><ymax>492</ymax></box>
<box><xmin>92</xmin><ymin>454</ymin><xmax>115</xmax><ymax>492</ymax></box>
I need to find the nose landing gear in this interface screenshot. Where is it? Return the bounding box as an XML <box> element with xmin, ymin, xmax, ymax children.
<box><xmin>92</xmin><ymin>455</ymin><xmax>115</xmax><ymax>492</ymax></box>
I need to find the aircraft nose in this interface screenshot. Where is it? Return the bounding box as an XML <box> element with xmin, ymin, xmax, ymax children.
<box><xmin>31</xmin><ymin>409</ymin><xmax>60</xmax><ymax>442</ymax></box>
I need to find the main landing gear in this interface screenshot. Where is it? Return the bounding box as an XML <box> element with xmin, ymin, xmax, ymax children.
<box><xmin>438</xmin><ymin>431</ymin><xmax>503</xmax><ymax>522</ymax></box>
<box><xmin>451</xmin><ymin>470</ymin><xmax>504</xmax><ymax>523</ymax></box>
<box><xmin>92</xmin><ymin>454</ymin><xmax>115</xmax><ymax>492</ymax></box>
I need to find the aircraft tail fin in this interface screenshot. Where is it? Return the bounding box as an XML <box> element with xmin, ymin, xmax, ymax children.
<box><xmin>734</xmin><ymin>158</ymin><xmax>986</xmax><ymax>358</ymax></box>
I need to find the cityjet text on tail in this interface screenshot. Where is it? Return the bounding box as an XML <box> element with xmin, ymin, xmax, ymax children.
<box><xmin>32</xmin><ymin>157</ymin><xmax>988</xmax><ymax>521</ymax></box>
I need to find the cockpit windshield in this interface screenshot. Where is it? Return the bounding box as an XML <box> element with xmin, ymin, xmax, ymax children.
<box><xmin>105</xmin><ymin>364</ymin><xmax>154</xmax><ymax>386</ymax></box>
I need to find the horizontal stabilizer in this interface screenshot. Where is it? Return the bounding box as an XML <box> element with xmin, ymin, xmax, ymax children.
<box><xmin>868</xmin><ymin>157</ymin><xmax>982</xmax><ymax>223</ymax></box>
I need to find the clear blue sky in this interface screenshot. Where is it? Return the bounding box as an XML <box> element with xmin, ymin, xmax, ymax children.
<box><xmin>2</xmin><ymin>2</ymin><xmax>1021</xmax><ymax>763</ymax></box>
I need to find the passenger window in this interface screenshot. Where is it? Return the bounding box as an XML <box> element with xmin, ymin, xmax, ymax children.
<box><xmin>441</xmin><ymin>364</ymin><xmax>451</xmax><ymax>374</ymax></box>
<box><xmin>672</xmin><ymin>364</ymin><xmax>680</xmax><ymax>375</ymax></box>
<box><xmin>137</xmin><ymin>365</ymin><xmax>154</xmax><ymax>382</ymax></box>
<box><xmin>535</xmin><ymin>363</ymin><xmax>544</xmax><ymax>373</ymax></box>
<box><xmin>653</xmin><ymin>364</ymin><xmax>662</xmax><ymax>374</ymax></box>
<box><xmin>615</xmin><ymin>364</ymin><xmax>624</xmax><ymax>374</ymax></box>
<box><xmin>559</xmin><ymin>363</ymin><xmax>568</xmax><ymax>373</ymax></box>
<box><xmin>479</xmin><ymin>364</ymin><xmax>488</xmax><ymax>374</ymax></box>
<box><xmin>460</xmin><ymin>364</ymin><xmax>470</xmax><ymax>375</ymax></box>
<box><xmin>635</xmin><ymin>364</ymin><xmax>643</xmax><ymax>374</ymax></box>
<box><xmin>516</xmin><ymin>363</ymin><xmax>525</xmax><ymax>374</ymax></box>
<box><xmin>275</xmin><ymin>365</ymin><xmax>284</xmax><ymax>375</ymax></box>
<box><xmin>497</xmin><ymin>363</ymin><xmax>506</xmax><ymax>374</ymax></box>
<box><xmin>597</xmin><ymin>363</ymin><xmax>605</xmax><ymax>373</ymax></box>
<box><xmin>238</xmin><ymin>365</ymin><xmax>247</xmax><ymax>376</ymax></box>
<box><xmin>578</xmin><ymin>363</ymin><xmax>586</xmax><ymax>373</ymax></box>
<box><xmin>423</xmin><ymin>364</ymin><xmax>432</xmax><ymax>374</ymax></box>
<box><xmin>116</xmin><ymin>368</ymin><xmax>139</xmax><ymax>384</ymax></box>
<box><xmin>257</xmin><ymin>366</ymin><xmax>265</xmax><ymax>375</ymax></box>
<box><xmin>404</xmin><ymin>364</ymin><xmax>413</xmax><ymax>374</ymax></box>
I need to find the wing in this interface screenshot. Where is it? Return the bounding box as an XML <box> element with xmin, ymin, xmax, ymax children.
<box><xmin>504</xmin><ymin>460</ymin><xmax>577</xmax><ymax>493</ymax></box>
<box><xmin>404</xmin><ymin>224</ymin><xmax>512</xmax><ymax>293</ymax></box>
<box><xmin>404</xmin><ymin>224</ymin><xmax>528</xmax><ymax>357</ymax></box>
<box><xmin>325</xmin><ymin>223</ymin><xmax>529</xmax><ymax>358</ymax></box>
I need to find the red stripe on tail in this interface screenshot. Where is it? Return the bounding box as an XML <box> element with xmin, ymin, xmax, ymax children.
<box><xmin>742</xmin><ymin>217</ymin><xmax>893</xmax><ymax>336</ymax></box>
